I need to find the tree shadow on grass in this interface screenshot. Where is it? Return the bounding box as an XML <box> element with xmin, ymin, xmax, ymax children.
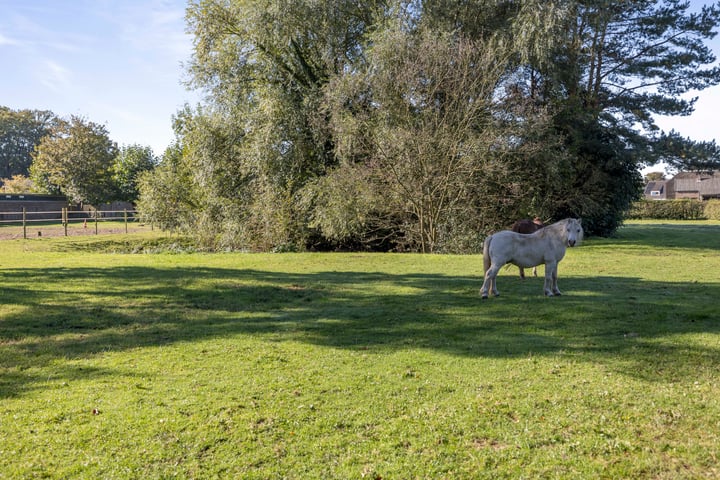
<box><xmin>1</xmin><ymin>266</ymin><xmax>719</xmax><ymax>397</ymax></box>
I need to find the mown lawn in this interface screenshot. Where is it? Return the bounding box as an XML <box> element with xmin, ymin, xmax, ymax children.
<box><xmin>1</xmin><ymin>221</ymin><xmax>719</xmax><ymax>478</ymax></box>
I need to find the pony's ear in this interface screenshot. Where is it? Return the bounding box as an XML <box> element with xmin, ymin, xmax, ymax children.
<box><xmin>577</xmin><ymin>217</ymin><xmax>582</xmax><ymax>224</ymax></box>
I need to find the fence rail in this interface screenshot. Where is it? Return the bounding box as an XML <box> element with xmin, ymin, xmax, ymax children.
<box><xmin>0</xmin><ymin>208</ymin><xmax>143</xmax><ymax>239</ymax></box>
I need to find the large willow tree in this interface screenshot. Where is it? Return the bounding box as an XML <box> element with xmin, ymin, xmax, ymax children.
<box><xmin>171</xmin><ymin>0</ymin><xmax>387</xmax><ymax>249</ymax></box>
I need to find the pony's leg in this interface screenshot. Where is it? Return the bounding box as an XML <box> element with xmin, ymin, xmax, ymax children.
<box><xmin>551</xmin><ymin>266</ymin><xmax>562</xmax><ymax>296</ymax></box>
<box><xmin>532</xmin><ymin>266</ymin><xmax>538</xmax><ymax>277</ymax></box>
<box><xmin>519</xmin><ymin>267</ymin><xmax>526</xmax><ymax>280</ymax></box>
<box><xmin>481</xmin><ymin>265</ymin><xmax>501</xmax><ymax>299</ymax></box>
<box><xmin>543</xmin><ymin>262</ymin><xmax>557</xmax><ymax>296</ymax></box>
<box><xmin>491</xmin><ymin>270</ymin><xmax>500</xmax><ymax>296</ymax></box>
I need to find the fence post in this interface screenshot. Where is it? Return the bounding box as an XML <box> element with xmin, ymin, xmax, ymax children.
<box><xmin>95</xmin><ymin>209</ymin><xmax>99</xmax><ymax>235</ymax></box>
<box><xmin>63</xmin><ymin>207</ymin><xmax>68</xmax><ymax>236</ymax></box>
<box><xmin>22</xmin><ymin>207</ymin><xmax>27</xmax><ymax>239</ymax></box>
<box><xmin>124</xmin><ymin>209</ymin><xmax>128</xmax><ymax>234</ymax></box>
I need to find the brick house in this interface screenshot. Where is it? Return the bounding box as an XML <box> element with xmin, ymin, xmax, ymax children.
<box><xmin>644</xmin><ymin>180</ymin><xmax>667</xmax><ymax>200</ymax></box>
<box><xmin>644</xmin><ymin>171</ymin><xmax>720</xmax><ymax>200</ymax></box>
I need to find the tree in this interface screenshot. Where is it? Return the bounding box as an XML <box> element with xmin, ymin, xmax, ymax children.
<box><xmin>136</xmin><ymin>142</ymin><xmax>199</xmax><ymax>233</ymax></box>
<box><xmin>1</xmin><ymin>174</ymin><xmax>37</xmax><ymax>193</ymax></box>
<box><xmin>513</xmin><ymin>0</ymin><xmax>720</xmax><ymax>234</ymax></box>
<box><xmin>564</xmin><ymin>1</ymin><xmax>720</xmax><ymax>128</ymax></box>
<box><xmin>112</xmin><ymin>144</ymin><xmax>158</xmax><ymax>202</ymax></box>
<box><xmin>320</xmin><ymin>26</ymin><xmax>561</xmax><ymax>252</ymax></box>
<box><xmin>168</xmin><ymin>0</ymin><xmax>389</xmax><ymax>249</ymax></box>
<box><xmin>654</xmin><ymin>130</ymin><xmax>720</xmax><ymax>173</ymax></box>
<box><xmin>30</xmin><ymin>115</ymin><xmax>119</xmax><ymax>205</ymax></box>
<box><xmin>0</xmin><ymin>106</ymin><xmax>57</xmax><ymax>178</ymax></box>
<box><xmin>644</xmin><ymin>171</ymin><xmax>665</xmax><ymax>182</ymax></box>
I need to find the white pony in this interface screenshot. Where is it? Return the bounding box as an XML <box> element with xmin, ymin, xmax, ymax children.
<box><xmin>481</xmin><ymin>218</ymin><xmax>583</xmax><ymax>298</ymax></box>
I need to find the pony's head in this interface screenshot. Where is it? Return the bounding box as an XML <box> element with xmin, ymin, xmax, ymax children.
<box><xmin>565</xmin><ymin>218</ymin><xmax>583</xmax><ymax>247</ymax></box>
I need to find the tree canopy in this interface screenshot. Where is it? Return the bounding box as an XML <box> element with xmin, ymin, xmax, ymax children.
<box><xmin>0</xmin><ymin>107</ymin><xmax>57</xmax><ymax>179</ymax></box>
<box><xmin>30</xmin><ymin>116</ymin><xmax>119</xmax><ymax>205</ymax></box>
<box><xmin>112</xmin><ymin>144</ymin><xmax>159</xmax><ymax>203</ymax></box>
<box><xmin>1</xmin><ymin>105</ymin><xmax>159</xmax><ymax>203</ymax></box>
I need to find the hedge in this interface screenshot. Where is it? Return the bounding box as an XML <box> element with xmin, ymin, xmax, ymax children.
<box><xmin>705</xmin><ymin>199</ymin><xmax>720</xmax><ymax>220</ymax></box>
<box><xmin>627</xmin><ymin>199</ymin><xmax>707</xmax><ymax>220</ymax></box>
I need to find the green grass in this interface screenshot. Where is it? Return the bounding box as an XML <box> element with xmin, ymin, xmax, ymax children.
<box><xmin>1</xmin><ymin>222</ymin><xmax>720</xmax><ymax>478</ymax></box>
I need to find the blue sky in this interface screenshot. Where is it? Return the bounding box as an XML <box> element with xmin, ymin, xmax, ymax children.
<box><xmin>0</xmin><ymin>0</ymin><xmax>718</xmax><ymax>171</ymax></box>
<box><xmin>0</xmin><ymin>0</ymin><xmax>200</xmax><ymax>156</ymax></box>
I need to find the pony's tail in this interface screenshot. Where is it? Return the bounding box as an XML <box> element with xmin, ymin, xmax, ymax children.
<box><xmin>483</xmin><ymin>235</ymin><xmax>492</xmax><ymax>274</ymax></box>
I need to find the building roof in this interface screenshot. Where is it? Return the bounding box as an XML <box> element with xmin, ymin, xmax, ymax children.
<box><xmin>0</xmin><ymin>194</ymin><xmax>67</xmax><ymax>201</ymax></box>
<box><xmin>670</xmin><ymin>171</ymin><xmax>720</xmax><ymax>198</ymax></box>
<box><xmin>644</xmin><ymin>181</ymin><xmax>665</xmax><ymax>195</ymax></box>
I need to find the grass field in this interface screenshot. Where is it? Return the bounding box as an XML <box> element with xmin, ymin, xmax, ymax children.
<box><xmin>1</xmin><ymin>221</ymin><xmax>720</xmax><ymax>478</ymax></box>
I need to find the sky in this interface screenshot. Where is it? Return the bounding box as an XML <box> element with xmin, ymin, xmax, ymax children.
<box><xmin>0</xmin><ymin>0</ymin><xmax>200</xmax><ymax>157</ymax></box>
<box><xmin>0</xmin><ymin>1</ymin><xmax>718</xmax><ymax>172</ymax></box>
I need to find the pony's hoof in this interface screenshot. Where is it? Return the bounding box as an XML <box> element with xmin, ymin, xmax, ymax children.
<box><xmin>481</xmin><ymin>294</ymin><xmax>488</xmax><ymax>300</ymax></box>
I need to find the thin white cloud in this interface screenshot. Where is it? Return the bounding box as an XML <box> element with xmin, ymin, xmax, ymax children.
<box><xmin>0</xmin><ymin>32</ymin><xmax>20</xmax><ymax>46</ymax></box>
<box><xmin>91</xmin><ymin>0</ymin><xmax>192</xmax><ymax>59</ymax></box>
<box><xmin>1</xmin><ymin>6</ymin><xmax>90</xmax><ymax>54</ymax></box>
<box><xmin>38</xmin><ymin>60</ymin><xmax>72</xmax><ymax>92</ymax></box>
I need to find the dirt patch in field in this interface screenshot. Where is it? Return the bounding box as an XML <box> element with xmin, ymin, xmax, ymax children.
<box><xmin>0</xmin><ymin>223</ymin><xmax>155</xmax><ymax>240</ymax></box>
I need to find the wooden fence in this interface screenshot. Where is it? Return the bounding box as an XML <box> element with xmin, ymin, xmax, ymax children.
<box><xmin>0</xmin><ymin>208</ymin><xmax>142</xmax><ymax>239</ymax></box>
